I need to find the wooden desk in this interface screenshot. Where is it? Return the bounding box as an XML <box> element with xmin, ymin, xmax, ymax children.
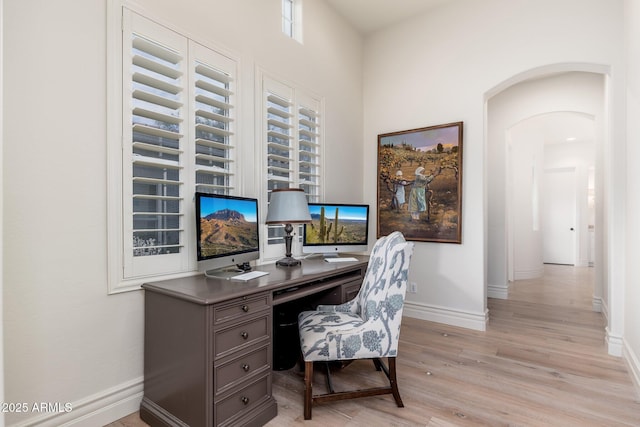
<box><xmin>140</xmin><ymin>256</ymin><xmax>368</xmax><ymax>427</ymax></box>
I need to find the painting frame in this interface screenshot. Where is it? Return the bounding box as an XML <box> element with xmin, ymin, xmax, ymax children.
<box><xmin>377</xmin><ymin>122</ymin><xmax>463</xmax><ymax>243</ymax></box>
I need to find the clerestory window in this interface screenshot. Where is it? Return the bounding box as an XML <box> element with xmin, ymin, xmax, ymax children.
<box><xmin>282</xmin><ymin>0</ymin><xmax>303</xmax><ymax>42</ymax></box>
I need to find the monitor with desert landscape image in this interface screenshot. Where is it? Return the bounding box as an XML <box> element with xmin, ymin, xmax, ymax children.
<box><xmin>195</xmin><ymin>192</ymin><xmax>260</xmax><ymax>278</ymax></box>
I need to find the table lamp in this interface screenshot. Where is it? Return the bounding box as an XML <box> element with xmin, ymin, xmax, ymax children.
<box><xmin>265</xmin><ymin>188</ymin><xmax>311</xmax><ymax>267</ymax></box>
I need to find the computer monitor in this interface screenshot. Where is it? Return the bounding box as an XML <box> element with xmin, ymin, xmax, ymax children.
<box><xmin>302</xmin><ymin>203</ymin><xmax>370</xmax><ymax>257</ymax></box>
<box><xmin>195</xmin><ymin>192</ymin><xmax>260</xmax><ymax>278</ymax></box>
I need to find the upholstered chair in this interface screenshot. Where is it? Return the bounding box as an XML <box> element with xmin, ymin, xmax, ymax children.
<box><xmin>297</xmin><ymin>231</ymin><xmax>414</xmax><ymax>420</ymax></box>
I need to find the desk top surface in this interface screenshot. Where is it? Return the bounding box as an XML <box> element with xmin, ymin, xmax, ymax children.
<box><xmin>142</xmin><ymin>255</ymin><xmax>369</xmax><ymax>305</ymax></box>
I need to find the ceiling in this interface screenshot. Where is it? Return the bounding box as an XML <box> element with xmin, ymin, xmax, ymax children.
<box><xmin>518</xmin><ymin>112</ymin><xmax>596</xmax><ymax>146</ymax></box>
<box><xmin>325</xmin><ymin>0</ymin><xmax>453</xmax><ymax>35</ymax></box>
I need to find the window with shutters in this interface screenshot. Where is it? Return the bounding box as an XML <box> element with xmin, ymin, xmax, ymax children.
<box><xmin>108</xmin><ymin>6</ymin><xmax>237</xmax><ymax>292</ymax></box>
<box><xmin>261</xmin><ymin>74</ymin><xmax>322</xmax><ymax>259</ymax></box>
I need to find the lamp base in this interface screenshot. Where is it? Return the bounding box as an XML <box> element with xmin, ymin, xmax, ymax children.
<box><xmin>276</xmin><ymin>256</ymin><xmax>301</xmax><ymax>267</ymax></box>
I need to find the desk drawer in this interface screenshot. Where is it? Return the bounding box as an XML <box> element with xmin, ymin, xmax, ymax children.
<box><xmin>214</xmin><ymin>315</ymin><xmax>270</xmax><ymax>358</ymax></box>
<box><xmin>216</xmin><ymin>373</ymin><xmax>270</xmax><ymax>427</ymax></box>
<box><xmin>213</xmin><ymin>293</ymin><xmax>270</xmax><ymax>325</ymax></box>
<box><xmin>342</xmin><ymin>280</ymin><xmax>362</xmax><ymax>302</ymax></box>
<box><xmin>215</xmin><ymin>344</ymin><xmax>270</xmax><ymax>395</ymax></box>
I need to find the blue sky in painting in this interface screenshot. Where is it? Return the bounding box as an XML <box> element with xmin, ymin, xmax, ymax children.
<box><xmin>380</xmin><ymin>125</ymin><xmax>459</xmax><ymax>152</ymax></box>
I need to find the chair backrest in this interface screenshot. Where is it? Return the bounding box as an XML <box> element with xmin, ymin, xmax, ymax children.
<box><xmin>357</xmin><ymin>231</ymin><xmax>413</xmax><ymax>322</ymax></box>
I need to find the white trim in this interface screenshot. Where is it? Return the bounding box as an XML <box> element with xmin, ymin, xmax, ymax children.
<box><xmin>0</xmin><ymin>0</ymin><xmax>5</xmax><ymax>424</ymax></box>
<box><xmin>605</xmin><ymin>326</ymin><xmax>624</xmax><ymax>357</ymax></box>
<box><xmin>592</xmin><ymin>295</ymin><xmax>603</xmax><ymax>313</ymax></box>
<box><xmin>487</xmin><ymin>282</ymin><xmax>509</xmax><ymax>299</ymax></box>
<box><xmin>403</xmin><ymin>301</ymin><xmax>488</xmax><ymax>331</ymax></box>
<box><xmin>106</xmin><ymin>0</ymin><xmax>126</xmax><ymax>295</ymax></box>
<box><xmin>623</xmin><ymin>338</ymin><xmax>640</xmax><ymax>400</ymax></box>
<box><xmin>11</xmin><ymin>377</ymin><xmax>143</xmax><ymax>427</ymax></box>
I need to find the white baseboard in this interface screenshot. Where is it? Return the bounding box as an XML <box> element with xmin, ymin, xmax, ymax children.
<box><xmin>623</xmin><ymin>339</ymin><xmax>640</xmax><ymax>400</ymax></box>
<box><xmin>605</xmin><ymin>327</ymin><xmax>624</xmax><ymax>357</ymax></box>
<box><xmin>12</xmin><ymin>377</ymin><xmax>143</xmax><ymax>427</ymax></box>
<box><xmin>404</xmin><ymin>301</ymin><xmax>488</xmax><ymax>331</ymax></box>
<box><xmin>592</xmin><ymin>295</ymin><xmax>603</xmax><ymax>313</ymax></box>
<box><xmin>488</xmin><ymin>283</ymin><xmax>509</xmax><ymax>299</ymax></box>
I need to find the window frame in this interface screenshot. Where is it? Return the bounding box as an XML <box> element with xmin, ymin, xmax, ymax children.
<box><xmin>282</xmin><ymin>0</ymin><xmax>303</xmax><ymax>43</ymax></box>
<box><xmin>107</xmin><ymin>1</ymin><xmax>240</xmax><ymax>293</ymax></box>
<box><xmin>258</xmin><ymin>69</ymin><xmax>324</xmax><ymax>261</ymax></box>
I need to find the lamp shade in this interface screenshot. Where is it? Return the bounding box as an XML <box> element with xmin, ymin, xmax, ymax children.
<box><xmin>265</xmin><ymin>188</ymin><xmax>311</xmax><ymax>224</ymax></box>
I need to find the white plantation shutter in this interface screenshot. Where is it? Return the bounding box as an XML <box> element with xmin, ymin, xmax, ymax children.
<box><xmin>297</xmin><ymin>97</ymin><xmax>321</xmax><ymax>203</ymax></box>
<box><xmin>265</xmin><ymin>82</ymin><xmax>294</xmax><ymax>247</ymax></box>
<box><xmin>193</xmin><ymin>44</ymin><xmax>236</xmax><ymax>194</ymax></box>
<box><xmin>266</xmin><ymin>94</ymin><xmax>294</xmax><ymax>191</ymax></box>
<box><xmin>262</xmin><ymin>74</ymin><xmax>323</xmax><ymax>256</ymax></box>
<box><xmin>124</xmin><ymin>13</ymin><xmax>188</xmax><ymax>279</ymax></box>
<box><xmin>130</xmin><ymin>37</ymin><xmax>183</xmax><ymax>259</ymax></box>
<box><xmin>113</xmin><ymin>9</ymin><xmax>237</xmax><ymax>288</ymax></box>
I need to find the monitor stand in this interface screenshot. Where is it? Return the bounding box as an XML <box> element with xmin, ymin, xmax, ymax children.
<box><xmin>322</xmin><ymin>253</ymin><xmax>340</xmax><ymax>259</ymax></box>
<box><xmin>204</xmin><ymin>262</ymin><xmax>252</xmax><ymax>280</ymax></box>
<box><xmin>204</xmin><ymin>268</ymin><xmax>242</xmax><ymax>280</ymax></box>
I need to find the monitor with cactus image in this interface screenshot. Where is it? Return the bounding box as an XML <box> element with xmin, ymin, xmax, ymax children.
<box><xmin>302</xmin><ymin>203</ymin><xmax>369</xmax><ymax>257</ymax></box>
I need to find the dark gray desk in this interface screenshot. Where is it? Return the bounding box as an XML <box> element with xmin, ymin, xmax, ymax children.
<box><xmin>140</xmin><ymin>256</ymin><xmax>368</xmax><ymax>427</ymax></box>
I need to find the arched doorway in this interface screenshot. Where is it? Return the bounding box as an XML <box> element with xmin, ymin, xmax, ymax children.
<box><xmin>485</xmin><ymin>66</ymin><xmax>607</xmax><ymax>310</ymax></box>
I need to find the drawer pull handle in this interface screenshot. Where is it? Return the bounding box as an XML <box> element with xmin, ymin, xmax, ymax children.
<box><xmin>240</xmin><ymin>331</ymin><xmax>249</xmax><ymax>339</ymax></box>
<box><xmin>242</xmin><ymin>363</ymin><xmax>250</xmax><ymax>372</ymax></box>
<box><xmin>241</xmin><ymin>304</ymin><xmax>249</xmax><ymax>312</ymax></box>
<box><xmin>241</xmin><ymin>396</ymin><xmax>249</xmax><ymax>405</ymax></box>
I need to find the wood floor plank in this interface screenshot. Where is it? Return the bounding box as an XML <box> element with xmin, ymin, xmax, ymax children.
<box><xmin>107</xmin><ymin>265</ymin><xmax>640</xmax><ymax>426</ymax></box>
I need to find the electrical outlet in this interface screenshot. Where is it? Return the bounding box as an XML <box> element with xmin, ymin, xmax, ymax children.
<box><xmin>409</xmin><ymin>282</ymin><xmax>417</xmax><ymax>293</ymax></box>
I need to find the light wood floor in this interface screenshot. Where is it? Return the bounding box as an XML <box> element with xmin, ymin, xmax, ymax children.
<box><xmin>108</xmin><ymin>264</ymin><xmax>640</xmax><ymax>426</ymax></box>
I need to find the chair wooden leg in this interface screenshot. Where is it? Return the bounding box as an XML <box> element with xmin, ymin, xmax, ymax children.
<box><xmin>324</xmin><ymin>362</ymin><xmax>335</xmax><ymax>394</ymax></box>
<box><xmin>388</xmin><ymin>357</ymin><xmax>404</xmax><ymax>408</ymax></box>
<box><xmin>305</xmin><ymin>357</ymin><xmax>403</xmax><ymax>418</ymax></box>
<box><xmin>304</xmin><ymin>361</ymin><xmax>313</xmax><ymax>420</ymax></box>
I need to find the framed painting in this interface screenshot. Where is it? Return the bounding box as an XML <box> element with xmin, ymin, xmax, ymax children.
<box><xmin>377</xmin><ymin>122</ymin><xmax>463</xmax><ymax>243</ymax></box>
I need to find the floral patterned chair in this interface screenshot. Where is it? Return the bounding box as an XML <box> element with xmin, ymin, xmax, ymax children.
<box><xmin>297</xmin><ymin>231</ymin><xmax>414</xmax><ymax>420</ymax></box>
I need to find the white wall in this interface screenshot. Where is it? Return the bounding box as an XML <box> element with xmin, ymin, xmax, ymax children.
<box><xmin>363</xmin><ymin>0</ymin><xmax>624</xmax><ymax>332</ymax></box>
<box><xmin>2</xmin><ymin>1</ymin><xmax>363</xmax><ymax>425</ymax></box>
<box><xmin>508</xmin><ymin>121</ymin><xmax>545</xmax><ymax>279</ymax></box>
<box><xmin>624</xmin><ymin>0</ymin><xmax>640</xmax><ymax>394</ymax></box>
